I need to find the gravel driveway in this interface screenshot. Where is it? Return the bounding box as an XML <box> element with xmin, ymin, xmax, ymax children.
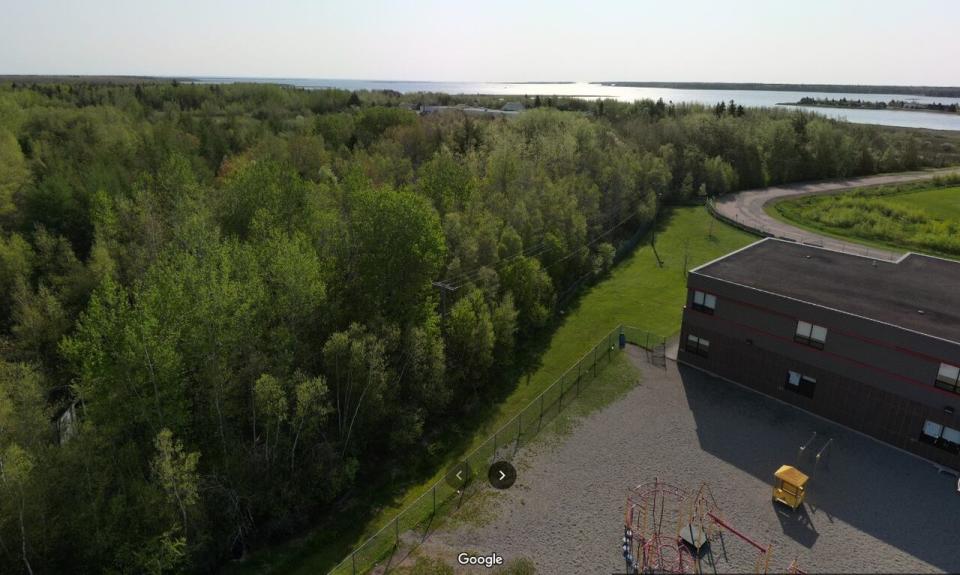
<box><xmin>712</xmin><ymin>168</ymin><xmax>960</xmax><ymax>260</ymax></box>
<box><xmin>424</xmin><ymin>348</ymin><xmax>960</xmax><ymax>574</ymax></box>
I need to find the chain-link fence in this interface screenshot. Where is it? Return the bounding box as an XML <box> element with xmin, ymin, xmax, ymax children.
<box><xmin>328</xmin><ymin>324</ymin><xmax>665</xmax><ymax>574</ymax></box>
<box><xmin>623</xmin><ymin>325</ymin><xmax>667</xmax><ymax>368</ymax></box>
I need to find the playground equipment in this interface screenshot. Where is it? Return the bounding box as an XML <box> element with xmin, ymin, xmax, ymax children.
<box><xmin>623</xmin><ymin>478</ymin><xmax>773</xmax><ymax>574</ymax></box>
<box><xmin>772</xmin><ymin>465</ymin><xmax>808</xmax><ymax>510</ymax></box>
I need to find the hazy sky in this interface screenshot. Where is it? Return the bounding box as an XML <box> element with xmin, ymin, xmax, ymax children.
<box><xmin>2</xmin><ymin>0</ymin><xmax>958</xmax><ymax>85</ymax></box>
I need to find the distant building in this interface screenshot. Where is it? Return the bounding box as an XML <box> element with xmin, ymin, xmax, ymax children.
<box><xmin>502</xmin><ymin>101</ymin><xmax>525</xmax><ymax>112</ymax></box>
<box><xmin>678</xmin><ymin>238</ymin><xmax>960</xmax><ymax>469</ymax></box>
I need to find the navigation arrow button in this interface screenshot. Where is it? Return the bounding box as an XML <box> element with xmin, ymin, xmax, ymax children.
<box><xmin>488</xmin><ymin>461</ymin><xmax>517</xmax><ymax>490</ymax></box>
<box><xmin>445</xmin><ymin>461</ymin><xmax>471</xmax><ymax>490</ymax></box>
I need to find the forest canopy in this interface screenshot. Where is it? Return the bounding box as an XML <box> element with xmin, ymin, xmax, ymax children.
<box><xmin>0</xmin><ymin>80</ymin><xmax>957</xmax><ymax>574</ymax></box>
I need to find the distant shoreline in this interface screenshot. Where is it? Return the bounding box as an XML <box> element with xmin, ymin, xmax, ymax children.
<box><xmin>3</xmin><ymin>76</ymin><xmax>960</xmax><ymax>99</ymax></box>
<box><xmin>780</xmin><ymin>96</ymin><xmax>960</xmax><ymax>115</ymax></box>
<box><xmin>0</xmin><ymin>74</ymin><xmax>191</xmax><ymax>84</ymax></box>
<box><xmin>596</xmin><ymin>81</ymin><xmax>960</xmax><ymax>98</ymax></box>
<box><xmin>781</xmin><ymin>103</ymin><xmax>959</xmax><ymax>115</ymax></box>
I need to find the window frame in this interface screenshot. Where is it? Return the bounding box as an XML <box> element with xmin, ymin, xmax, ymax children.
<box><xmin>691</xmin><ymin>290</ymin><xmax>717</xmax><ymax>314</ymax></box>
<box><xmin>685</xmin><ymin>334</ymin><xmax>710</xmax><ymax>358</ymax></box>
<box><xmin>919</xmin><ymin>419</ymin><xmax>960</xmax><ymax>454</ymax></box>
<box><xmin>935</xmin><ymin>362</ymin><xmax>960</xmax><ymax>394</ymax></box>
<box><xmin>785</xmin><ymin>370</ymin><xmax>817</xmax><ymax>398</ymax></box>
<box><xmin>794</xmin><ymin>320</ymin><xmax>827</xmax><ymax>350</ymax></box>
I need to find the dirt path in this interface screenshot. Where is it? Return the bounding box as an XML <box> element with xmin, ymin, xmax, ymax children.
<box><xmin>711</xmin><ymin>167</ymin><xmax>960</xmax><ymax>260</ymax></box>
<box><xmin>416</xmin><ymin>348</ymin><xmax>960</xmax><ymax>574</ymax></box>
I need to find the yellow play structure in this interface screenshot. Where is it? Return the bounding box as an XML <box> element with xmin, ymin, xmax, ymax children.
<box><xmin>772</xmin><ymin>465</ymin><xmax>808</xmax><ymax>510</ymax></box>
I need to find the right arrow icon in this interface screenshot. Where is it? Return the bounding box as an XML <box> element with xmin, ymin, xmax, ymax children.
<box><xmin>488</xmin><ymin>461</ymin><xmax>517</xmax><ymax>490</ymax></box>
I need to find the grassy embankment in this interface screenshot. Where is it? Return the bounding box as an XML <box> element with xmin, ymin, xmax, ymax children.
<box><xmin>230</xmin><ymin>207</ymin><xmax>753</xmax><ymax>575</ymax></box>
<box><xmin>768</xmin><ymin>180</ymin><xmax>960</xmax><ymax>258</ymax></box>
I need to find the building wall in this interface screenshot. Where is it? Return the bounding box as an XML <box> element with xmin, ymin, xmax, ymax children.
<box><xmin>678</xmin><ymin>273</ymin><xmax>960</xmax><ymax>470</ymax></box>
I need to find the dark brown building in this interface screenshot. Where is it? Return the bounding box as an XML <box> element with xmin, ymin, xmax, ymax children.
<box><xmin>678</xmin><ymin>238</ymin><xmax>960</xmax><ymax>470</ymax></box>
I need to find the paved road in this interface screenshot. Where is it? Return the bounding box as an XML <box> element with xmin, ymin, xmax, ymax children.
<box><xmin>712</xmin><ymin>167</ymin><xmax>960</xmax><ymax>260</ymax></box>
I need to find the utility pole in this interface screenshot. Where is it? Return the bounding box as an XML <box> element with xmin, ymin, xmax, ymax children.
<box><xmin>651</xmin><ymin>192</ymin><xmax>664</xmax><ymax>268</ymax></box>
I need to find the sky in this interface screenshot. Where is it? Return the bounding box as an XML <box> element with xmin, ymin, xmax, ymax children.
<box><xmin>1</xmin><ymin>0</ymin><xmax>958</xmax><ymax>85</ymax></box>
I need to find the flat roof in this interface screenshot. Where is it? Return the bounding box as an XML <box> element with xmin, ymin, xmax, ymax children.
<box><xmin>692</xmin><ymin>239</ymin><xmax>960</xmax><ymax>344</ymax></box>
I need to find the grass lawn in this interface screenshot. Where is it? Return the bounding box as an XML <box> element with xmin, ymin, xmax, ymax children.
<box><xmin>885</xmin><ymin>186</ymin><xmax>960</xmax><ymax>218</ymax></box>
<box><xmin>768</xmin><ymin>184</ymin><xmax>960</xmax><ymax>258</ymax></box>
<box><xmin>228</xmin><ymin>206</ymin><xmax>753</xmax><ymax>575</ymax></box>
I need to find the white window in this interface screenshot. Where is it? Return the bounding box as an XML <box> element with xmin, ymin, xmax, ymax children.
<box><xmin>692</xmin><ymin>290</ymin><xmax>716</xmax><ymax>313</ymax></box>
<box><xmin>785</xmin><ymin>370</ymin><xmax>816</xmax><ymax>398</ymax></box>
<box><xmin>922</xmin><ymin>420</ymin><xmax>943</xmax><ymax>438</ymax></box>
<box><xmin>810</xmin><ymin>325</ymin><xmax>828</xmax><ymax>343</ymax></box>
<box><xmin>795</xmin><ymin>320</ymin><xmax>827</xmax><ymax>349</ymax></box>
<box><xmin>943</xmin><ymin>426</ymin><xmax>960</xmax><ymax>445</ymax></box>
<box><xmin>936</xmin><ymin>363</ymin><xmax>960</xmax><ymax>393</ymax></box>
<box><xmin>920</xmin><ymin>420</ymin><xmax>960</xmax><ymax>454</ymax></box>
<box><xmin>685</xmin><ymin>334</ymin><xmax>710</xmax><ymax>357</ymax></box>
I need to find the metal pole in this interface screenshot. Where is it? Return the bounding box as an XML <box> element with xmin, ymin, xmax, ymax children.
<box><xmin>395</xmin><ymin>517</ymin><xmax>399</xmax><ymax>547</ymax></box>
<box><xmin>493</xmin><ymin>430</ymin><xmax>498</xmax><ymax>457</ymax></box>
<box><xmin>432</xmin><ymin>485</ymin><xmax>436</xmax><ymax>515</ymax></box>
<box><xmin>559</xmin><ymin>377</ymin><xmax>564</xmax><ymax>410</ymax></box>
<box><xmin>539</xmin><ymin>394</ymin><xmax>544</xmax><ymax>430</ymax></box>
<box><xmin>516</xmin><ymin>414</ymin><xmax>522</xmax><ymax>449</ymax></box>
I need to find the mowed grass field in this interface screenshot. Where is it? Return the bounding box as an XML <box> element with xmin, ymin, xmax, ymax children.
<box><xmin>770</xmin><ymin>183</ymin><xmax>960</xmax><ymax>257</ymax></box>
<box><xmin>230</xmin><ymin>207</ymin><xmax>754</xmax><ymax>575</ymax></box>
<box><xmin>888</xmin><ymin>185</ymin><xmax>960</xmax><ymax>217</ymax></box>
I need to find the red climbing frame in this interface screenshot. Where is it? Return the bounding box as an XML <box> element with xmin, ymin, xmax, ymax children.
<box><xmin>623</xmin><ymin>478</ymin><xmax>773</xmax><ymax>574</ymax></box>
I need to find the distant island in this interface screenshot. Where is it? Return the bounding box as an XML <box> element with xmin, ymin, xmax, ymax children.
<box><xmin>596</xmin><ymin>81</ymin><xmax>960</xmax><ymax>99</ymax></box>
<box><xmin>783</xmin><ymin>96</ymin><xmax>959</xmax><ymax>114</ymax></box>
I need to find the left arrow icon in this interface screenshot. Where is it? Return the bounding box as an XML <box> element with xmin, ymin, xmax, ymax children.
<box><xmin>445</xmin><ymin>461</ymin><xmax>471</xmax><ymax>490</ymax></box>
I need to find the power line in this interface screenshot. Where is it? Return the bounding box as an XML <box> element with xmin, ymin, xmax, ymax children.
<box><xmin>542</xmin><ymin>211</ymin><xmax>637</xmax><ymax>274</ymax></box>
<box><xmin>439</xmin><ymin>210</ymin><xmax>616</xmax><ymax>288</ymax></box>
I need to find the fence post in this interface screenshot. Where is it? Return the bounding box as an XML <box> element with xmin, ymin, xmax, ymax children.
<box><xmin>395</xmin><ymin>516</ymin><xmax>399</xmax><ymax>547</ymax></box>
<box><xmin>493</xmin><ymin>430</ymin><xmax>498</xmax><ymax>458</ymax></box>
<box><xmin>538</xmin><ymin>394</ymin><xmax>544</xmax><ymax>430</ymax></box>
<box><xmin>352</xmin><ymin>552</ymin><xmax>357</xmax><ymax>575</ymax></box>
<box><xmin>432</xmin><ymin>485</ymin><xmax>436</xmax><ymax>515</ymax></box>
<box><xmin>559</xmin><ymin>377</ymin><xmax>564</xmax><ymax>410</ymax></box>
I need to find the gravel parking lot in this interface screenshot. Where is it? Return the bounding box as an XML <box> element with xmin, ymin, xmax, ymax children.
<box><xmin>426</xmin><ymin>346</ymin><xmax>960</xmax><ymax>574</ymax></box>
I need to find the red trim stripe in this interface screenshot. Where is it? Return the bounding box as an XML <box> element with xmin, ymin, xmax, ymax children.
<box><xmin>687</xmin><ymin>309</ymin><xmax>960</xmax><ymax>401</ymax></box>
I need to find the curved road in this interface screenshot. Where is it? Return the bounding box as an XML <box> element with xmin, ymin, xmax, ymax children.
<box><xmin>712</xmin><ymin>167</ymin><xmax>960</xmax><ymax>260</ymax></box>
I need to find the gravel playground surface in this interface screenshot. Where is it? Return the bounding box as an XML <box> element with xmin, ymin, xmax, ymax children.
<box><xmin>420</xmin><ymin>346</ymin><xmax>960</xmax><ymax>574</ymax></box>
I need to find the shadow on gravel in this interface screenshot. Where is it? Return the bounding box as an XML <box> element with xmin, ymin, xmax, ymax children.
<box><xmin>772</xmin><ymin>503</ymin><xmax>819</xmax><ymax>548</ymax></box>
<box><xmin>675</xmin><ymin>363</ymin><xmax>960</xmax><ymax>572</ymax></box>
